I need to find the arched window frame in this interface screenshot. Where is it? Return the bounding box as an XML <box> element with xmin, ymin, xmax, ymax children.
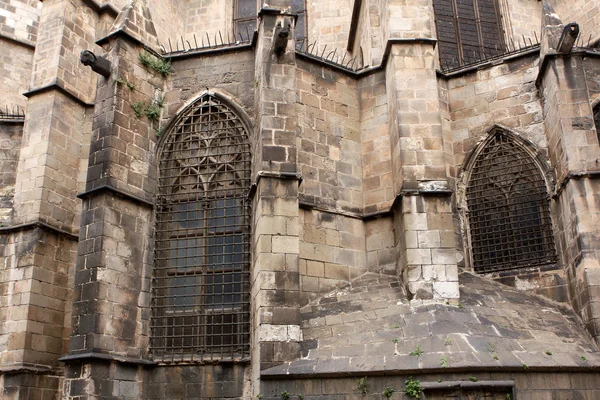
<box><xmin>457</xmin><ymin>126</ymin><xmax>557</xmax><ymax>274</ymax></box>
<box><xmin>150</xmin><ymin>92</ymin><xmax>252</xmax><ymax>363</ymax></box>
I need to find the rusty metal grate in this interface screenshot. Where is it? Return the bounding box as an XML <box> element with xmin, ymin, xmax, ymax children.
<box><xmin>151</xmin><ymin>94</ymin><xmax>251</xmax><ymax>363</ymax></box>
<box><xmin>466</xmin><ymin>131</ymin><xmax>556</xmax><ymax>274</ymax></box>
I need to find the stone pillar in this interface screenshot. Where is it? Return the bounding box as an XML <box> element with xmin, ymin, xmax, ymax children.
<box><xmin>0</xmin><ymin>0</ymin><xmax>100</xmax><ymax>398</ymax></box>
<box><xmin>537</xmin><ymin>2</ymin><xmax>600</xmax><ymax>343</ymax></box>
<box><xmin>252</xmin><ymin>5</ymin><xmax>302</xmax><ymax>396</ymax></box>
<box><xmin>386</xmin><ymin>37</ymin><xmax>459</xmax><ymax>301</ymax></box>
<box><xmin>61</xmin><ymin>1</ymin><xmax>161</xmax><ymax>398</ymax></box>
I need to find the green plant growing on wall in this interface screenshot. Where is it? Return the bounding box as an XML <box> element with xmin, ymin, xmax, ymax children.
<box><xmin>440</xmin><ymin>355</ymin><xmax>448</xmax><ymax>367</ymax></box>
<box><xmin>131</xmin><ymin>101</ymin><xmax>145</xmax><ymax>118</ymax></box>
<box><xmin>409</xmin><ymin>344</ymin><xmax>424</xmax><ymax>357</ymax></box>
<box><xmin>144</xmin><ymin>102</ymin><xmax>161</xmax><ymax>122</ymax></box>
<box><xmin>382</xmin><ymin>387</ymin><xmax>394</xmax><ymax>398</ymax></box>
<box><xmin>139</xmin><ymin>50</ymin><xmax>173</xmax><ymax>77</ymax></box>
<box><xmin>298</xmin><ymin>395</ymin><xmax>304</xmax><ymax>400</ymax></box>
<box><xmin>582</xmin><ymin>355</ymin><xmax>588</xmax><ymax>361</ymax></box>
<box><xmin>116</xmin><ymin>76</ymin><xmax>135</xmax><ymax>91</ymax></box>
<box><xmin>545</xmin><ymin>350</ymin><xmax>553</xmax><ymax>356</ymax></box>
<box><xmin>444</xmin><ymin>337</ymin><xmax>452</xmax><ymax>346</ymax></box>
<box><xmin>357</xmin><ymin>376</ymin><xmax>369</xmax><ymax>395</ymax></box>
<box><xmin>469</xmin><ymin>376</ymin><xmax>478</xmax><ymax>382</ymax></box>
<box><xmin>281</xmin><ymin>391</ymin><xmax>290</xmax><ymax>400</ymax></box>
<box><xmin>404</xmin><ymin>377</ymin><xmax>422</xmax><ymax>399</ymax></box>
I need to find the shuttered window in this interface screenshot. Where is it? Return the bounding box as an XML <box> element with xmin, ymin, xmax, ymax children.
<box><xmin>234</xmin><ymin>0</ymin><xmax>258</xmax><ymax>40</ymax></box>
<box><xmin>433</xmin><ymin>0</ymin><xmax>505</xmax><ymax>69</ymax></box>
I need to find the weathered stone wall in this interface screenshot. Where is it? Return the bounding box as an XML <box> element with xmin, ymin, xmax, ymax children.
<box><xmin>306</xmin><ymin>0</ymin><xmax>352</xmax><ymax>53</ymax></box>
<box><xmin>359</xmin><ymin>70</ymin><xmax>390</xmax><ymax>213</ymax></box>
<box><xmin>184</xmin><ymin>0</ymin><xmax>232</xmax><ymax>43</ymax></box>
<box><xmin>296</xmin><ymin>60</ymin><xmax>361</xmax><ymax>213</ymax></box>
<box><xmin>585</xmin><ymin>56</ymin><xmax>600</xmax><ymax>104</ymax></box>
<box><xmin>63</xmin><ymin>362</ymin><xmax>250</xmax><ymax>399</ymax></box>
<box><xmin>0</xmin><ymin>40</ymin><xmax>35</xmax><ymax>111</ymax></box>
<box><xmin>388</xmin><ymin>0</ymin><xmax>434</xmax><ymax>39</ymax></box>
<box><xmin>0</xmin><ymin>228</ymin><xmax>76</xmax><ymax>380</ymax></box>
<box><xmin>446</xmin><ymin>54</ymin><xmax>570</xmax><ymax>301</ymax></box>
<box><xmin>0</xmin><ymin>124</ymin><xmax>22</xmax><ymax>225</ymax></box>
<box><xmin>259</xmin><ymin>372</ymin><xmax>600</xmax><ymax>399</ymax></box>
<box><xmin>299</xmin><ymin>209</ymin><xmax>367</xmax><ymax>300</ymax></box>
<box><xmin>165</xmin><ymin>49</ymin><xmax>255</xmax><ymax>123</ymax></box>
<box><xmin>498</xmin><ymin>0</ymin><xmax>542</xmax><ymax>44</ymax></box>
<box><xmin>0</xmin><ymin>0</ymin><xmax>41</xmax><ymax>43</ymax></box>
<box><xmin>553</xmin><ymin>0</ymin><xmax>600</xmax><ymax>43</ymax></box>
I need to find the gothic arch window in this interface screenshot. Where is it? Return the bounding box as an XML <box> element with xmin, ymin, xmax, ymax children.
<box><xmin>432</xmin><ymin>0</ymin><xmax>505</xmax><ymax>69</ymax></box>
<box><xmin>151</xmin><ymin>94</ymin><xmax>251</xmax><ymax>362</ymax></box>
<box><xmin>465</xmin><ymin>130</ymin><xmax>556</xmax><ymax>274</ymax></box>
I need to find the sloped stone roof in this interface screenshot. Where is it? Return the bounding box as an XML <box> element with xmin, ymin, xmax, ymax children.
<box><xmin>104</xmin><ymin>0</ymin><xmax>160</xmax><ymax>50</ymax></box>
<box><xmin>262</xmin><ymin>272</ymin><xmax>600</xmax><ymax>377</ymax></box>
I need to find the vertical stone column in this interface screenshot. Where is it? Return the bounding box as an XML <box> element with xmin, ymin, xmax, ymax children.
<box><xmin>537</xmin><ymin>3</ymin><xmax>600</xmax><ymax>343</ymax></box>
<box><xmin>251</xmin><ymin>5</ymin><xmax>302</xmax><ymax>396</ymax></box>
<box><xmin>0</xmin><ymin>0</ymin><xmax>99</xmax><ymax>398</ymax></box>
<box><xmin>386</xmin><ymin>38</ymin><xmax>459</xmax><ymax>302</ymax></box>
<box><xmin>61</xmin><ymin>1</ymin><xmax>162</xmax><ymax>398</ymax></box>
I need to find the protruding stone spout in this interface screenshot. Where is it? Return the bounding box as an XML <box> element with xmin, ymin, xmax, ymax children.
<box><xmin>80</xmin><ymin>50</ymin><xmax>111</xmax><ymax>78</ymax></box>
<box><xmin>557</xmin><ymin>23</ymin><xmax>580</xmax><ymax>53</ymax></box>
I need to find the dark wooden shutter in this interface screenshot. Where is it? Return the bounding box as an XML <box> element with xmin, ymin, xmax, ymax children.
<box><xmin>433</xmin><ymin>0</ymin><xmax>505</xmax><ymax>69</ymax></box>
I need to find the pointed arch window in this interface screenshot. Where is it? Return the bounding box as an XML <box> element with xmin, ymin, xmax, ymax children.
<box><xmin>151</xmin><ymin>94</ymin><xmax>251</xmax><ymax>362</ymax></box>
<box><xmin>466</xmin><ymin>130</ymin><xmax>556</xmax><ymax>274</ymax></box>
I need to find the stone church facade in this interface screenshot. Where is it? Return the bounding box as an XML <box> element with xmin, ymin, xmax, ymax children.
<box><xmin>1</xmin><ymin>0</ymin><xmax>600</xmax><ymax>398</ymax></box>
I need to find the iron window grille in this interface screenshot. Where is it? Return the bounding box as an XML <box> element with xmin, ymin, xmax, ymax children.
<box><xmin>432</xmin><ymin>0</ymin><xmax>505</xmax><ymax>70</ymax></box>
<box><xmin>466</xmin><ymin>131</ymin><xmax>556</xmax><ymax>274</ymax></box>
<box><xmin>151</xmin><ymin>94</ymin><xmax>251</xmax><ymax>363</ymax></box>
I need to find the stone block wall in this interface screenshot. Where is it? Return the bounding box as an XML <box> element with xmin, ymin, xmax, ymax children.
<box><xmin>0</xmin><ymin>227</ymin><xmax>76</xmax><ymax>369</ymax></box>
<box><xmin>0</xmin><ymin>124</ymin><xmax>22</xmax><ymax>226</ymax></box>
<box><xmin>0</xmin><ymin>41</ymin><xmax>35</xmax><ymax>110</ymax></box>
<box><xmin>388</xmin><ymin>0</ymin><xmax>434</xmax><ymax>39</ymax></box>
<box><xmin>296</xmin><ymin>60</ymin><xmax>361</xmax><ymax>213</ymax></box>
<box><xmin>445</xmin><ymin>54</ymin><xmax>570</xmax><ymax>301</ymax></box>
<box><xmin>498</xmin><ymin>0</ymin><xmax>542</xmax><ymax>44</ymax></box>
<box><xmin>184</xmin><ymin>0</ymin><xmax>231</xmax><ymax>43</ymax></box>
<box><xmin>554</xmin><ymin>0</ymin><xmax>600</xmax><ymax>43</ymax></box>
<box><xmin>165</xmin><ymin>50</ymin><xmax>255</xmax><ymax>123</ymax></box>
<box><xmin>306</xmin><ymin>0</ymin><xmax>352</xmax><ymax>53</ymax></box>
<box><xmin>259</xmin><ymin>372</ymin><xmax>600</xmax><ymax>399</ymax></box>
<box><xmin>299</xmin><ymin>209</ymin><xmax>367</xmax><ymax>300</ymax></box>
<box><xmin>0</xmin><ymin>0</ymin><xmax>41</xmax><ymax>43</ymax></box>
<box><xmin>359</xmin><ymin>70</ymin><xmax>392</xmax><ymax>214</ymax></box>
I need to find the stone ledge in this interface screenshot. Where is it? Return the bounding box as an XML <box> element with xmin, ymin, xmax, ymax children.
<box><xmin>23</xmin><ymin>81</ymin><xmax>95</xmax><ymax>108</ymax></box>
<box><xmin>78</xmin><ymin>184</ymin><xmax>155</xmax><ymax>209</ymax></box>
<box><xmin>0</xmin><ymin>220</ymin><xmax>79</xmax><ymax>240</ymax></box>
<box><xmin>59</xmin><ymin>352</ymin><xmax>156</xmax><ymax>365</ymax></box>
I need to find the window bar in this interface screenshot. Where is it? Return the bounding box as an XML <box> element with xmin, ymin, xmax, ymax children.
<box><xmin>151</xmin><ymin>94</ymin><xmax>251</xmax><ymax>362</ymax></box>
